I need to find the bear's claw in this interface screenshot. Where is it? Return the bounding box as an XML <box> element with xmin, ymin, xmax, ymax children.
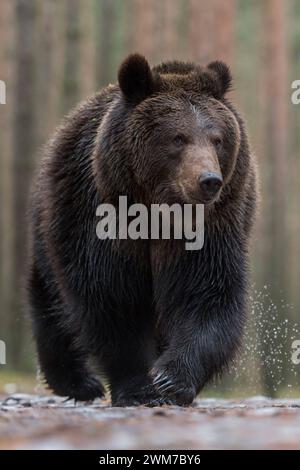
<box><xmin>151</xmin><ymin>366</ymin><xmax>196</xmax><ymax>406</ymax></box>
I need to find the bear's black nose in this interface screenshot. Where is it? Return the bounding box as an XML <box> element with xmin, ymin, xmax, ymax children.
<box><xmin>199</xmin><ymin>172</ymin><xmax>223</xmax><ymax>198</ymax></box>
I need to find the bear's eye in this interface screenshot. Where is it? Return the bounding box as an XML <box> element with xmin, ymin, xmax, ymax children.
<box><xmin>212</xmin><ymin>136</ymin><xmax>223</xmax><ymax>149</ymax></box>
<box><xmin>173</xmin><ymin>134</ymin><xmax>187</xmax><ymax>147</ymax></box>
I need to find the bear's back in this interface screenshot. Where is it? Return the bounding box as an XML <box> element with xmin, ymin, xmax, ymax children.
<box><xmin>30</xmin><ymin>85</ymin><xmax>120</xmax><ymax>254</ymax></box>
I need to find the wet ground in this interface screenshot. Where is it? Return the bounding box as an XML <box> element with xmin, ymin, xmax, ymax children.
<box><xmin>1</xmin><ymin>394</ymin><xmax>300</xmax><ymax>449</ymax></box>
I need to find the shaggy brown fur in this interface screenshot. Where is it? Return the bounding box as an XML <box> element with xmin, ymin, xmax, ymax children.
<box><xmin>27</xmin><ymin>54</ymin><xmax>258</xmax><ymax>406</ymax></box>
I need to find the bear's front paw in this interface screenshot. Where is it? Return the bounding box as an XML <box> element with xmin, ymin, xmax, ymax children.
<box><xmin>151</xmin><ymin>362</ymin><xmax>196</xmax><ymax>406</ymax></box>
<box><xmin>111</xmin><ymin>382</ymin><xmax>172</xmax><ymax>407</ymax></box>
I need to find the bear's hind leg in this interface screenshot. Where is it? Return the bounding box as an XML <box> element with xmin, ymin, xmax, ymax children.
<box><xmin>28</xmin><ymin>261</ymin><xmax>105</xmax><ymax>401</ymax></box>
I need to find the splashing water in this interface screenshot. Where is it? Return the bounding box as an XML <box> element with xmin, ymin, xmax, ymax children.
<box><xmin>216</xmin><ymin>285</ymin><xmax>300</xmax><ymax>396</ymax></box>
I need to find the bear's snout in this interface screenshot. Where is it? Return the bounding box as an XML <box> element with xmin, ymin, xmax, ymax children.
<box><xmin>198</xmin><ymin>172</ymin><xmax>223</xmax><ymax>202</ymax></box>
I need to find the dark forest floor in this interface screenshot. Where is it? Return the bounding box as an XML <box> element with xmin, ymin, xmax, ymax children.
<box><xmin>1</xmin><ymin>394</ymin><xmax>300</xmax><ymax>449</ymax></box>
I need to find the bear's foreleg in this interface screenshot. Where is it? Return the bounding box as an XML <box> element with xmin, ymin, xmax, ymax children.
<box><xmin>151</xmin><ymin>268</ymin><xmax>247</xmax><ymax>405</ymax></box>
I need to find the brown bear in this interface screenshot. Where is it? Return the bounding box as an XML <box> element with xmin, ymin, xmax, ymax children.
<box><xmin>27</xmin><ymin>54</ymin><xmax>258</xmax><ymax>406</ymax></box>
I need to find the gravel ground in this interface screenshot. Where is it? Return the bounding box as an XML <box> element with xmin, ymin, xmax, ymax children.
<box><xmin>0</xmin><ymin>394</ymin><xmax>300</xmax><ymax>450</ymax></box>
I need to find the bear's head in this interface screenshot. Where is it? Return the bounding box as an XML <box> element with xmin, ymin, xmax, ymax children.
<box><xmin>96</xmin><ymin>54</ymin><xmax>241</xmax><ymax>206</ymax></box>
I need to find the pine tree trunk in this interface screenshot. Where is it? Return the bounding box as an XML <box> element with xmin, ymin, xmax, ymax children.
<box><xmin>0</xmin><ymin>0</ymin><xmax>15</xmax><ymax>358</ymax></box>
<box><xmin>260</xmin><ymin>0</ymin><xmax>289</xmax><ymax>396</ymax></box>
<box><xmin>12</xmin><ymin>0</ymin><xmax>38</xmax><ymax>368</ymax></box>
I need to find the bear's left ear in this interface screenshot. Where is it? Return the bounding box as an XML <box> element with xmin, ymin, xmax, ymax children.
<box><xmin>118</xmin><ymin>53</ymin><xmax>155</xmax><ymax>104</ymax></box>
<box><xmin>207</xmin><ymin>61</ymin><xmax>232</xmax><ymax>98</ymax></box>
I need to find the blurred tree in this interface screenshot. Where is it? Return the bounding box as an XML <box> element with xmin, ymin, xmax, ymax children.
<box><xmin>214</xmin><ymin>0</ymin><xmax>236</xmax><ymax>66</ymax></box>
<box><xmin>259</xmin><ymin>0</ymin><xmax>289</xmax><ymax>396</ymax></box>
<box><xmin>0</xmin><ymin>0</ymin><xmax>15</xmax><ymax>357</ymax></box>
<box><xmin>187</xmin><ymin>0</ymin><xmax>235</xmax><ymax>66</ymax></box>
<box><xmin>133</xmin><ymin>0</ymin><xmax>161</xmax><ymax>65</ymax></box>
<box><xmin>161</xmin><ymin>0</ymin><xmax>179</xmax><ymax>61</ymax></box>
<box><xmin>79</xmin><ymin>0</ymin><xmax>97</xmax><ymax>96</ymax></box>
<box><xmin>12</xmin><ymin>0</ymin><xmax>38</xmax><ymax>369</ymax></box>
<box><xmin>289</xmin><ymin>0</ymin><xmax>300</xmax><ymax>324</ymax></box>
<box><xmin>96</xmin><ymin>0</ymin><xmax>115</xmax><ymax>87</ymax></box>
<box><xmin>36</xmin><ymin>0</ymin><xmax>65</xmax><ymax>145</ymax></box>
<box><xmin>188</xmin><ymin>0</ymin><xmax>216</xmax><ymax>63</ymax></box>
<box><xmin>63</xmin><ymin>0</ymin><xmax>81</xmax><ymax>112</ymax></box>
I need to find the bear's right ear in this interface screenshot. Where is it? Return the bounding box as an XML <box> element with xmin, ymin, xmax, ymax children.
<box><xmin>118</xmin><ymin>54</ymin><xmax>155</xmax><ymax>104</ymax></box>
